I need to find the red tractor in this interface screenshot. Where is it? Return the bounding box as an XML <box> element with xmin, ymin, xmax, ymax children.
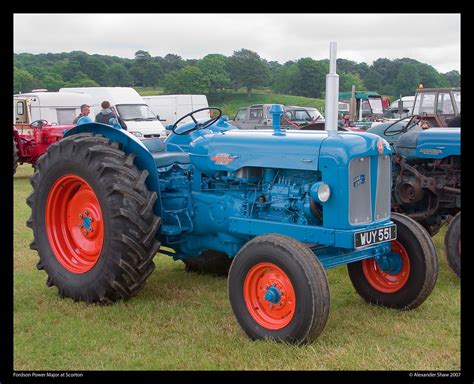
<box><xmin>13</xmin><ymin>120</ymin><xmax>73</xmax><ymax>174</ymax></box>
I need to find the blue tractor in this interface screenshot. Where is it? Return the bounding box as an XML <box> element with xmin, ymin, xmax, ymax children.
<box><xmin>27</xmin><ymin>45</ymin><xmax>438</xmax><ymax>344</ymax></box>
<box><xmin>368</xmin><ymin>116</ymin><xmax>461</xmax><ymax>277</ymax></box>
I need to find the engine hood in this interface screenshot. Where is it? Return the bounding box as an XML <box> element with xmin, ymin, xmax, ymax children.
<box><xmin>188</xmin><ymin>129</ymin><xmax>391</xmax><ymax>174</ymax></box>
<box><xmin>396</xmin><ymin>128</ymin><xmax>460</xmax><ymax>160</ymax></box>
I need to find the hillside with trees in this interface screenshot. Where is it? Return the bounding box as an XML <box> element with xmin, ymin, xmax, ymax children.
<box><xmin>14</xmin><ymin>49</ymin><xmax>460</xmax><ymax>100</ymax></box>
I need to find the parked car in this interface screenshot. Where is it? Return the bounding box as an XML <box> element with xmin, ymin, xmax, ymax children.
<box><xmin>230</xmin><ymin>104</ymin><xmax>326</xmax><ymax>130</ymax></box>
<box><xmin>283</xmin><ymin>106</ymin><xmax>324</xmax><ymax>128</ymax></box>
<box><xmin>230</xmin><ymin>104</ymin><xmax>275</xmax><ymax>130</ymax></box>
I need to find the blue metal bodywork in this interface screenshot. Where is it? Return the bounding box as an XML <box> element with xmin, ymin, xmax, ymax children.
<box><xmin>396</xmin><ymin>128</ymin><xmax>461</xmax><ymax>160</ymax></box>
<box><xmin>65</xmin><ymin>113</ymin><xmax>396</xmax><ymax>270</ymax></box>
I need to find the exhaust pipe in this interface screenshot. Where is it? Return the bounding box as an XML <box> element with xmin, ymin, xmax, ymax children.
<box><xmin>325</xmin><ymin>42</ymin><xmax>339</xmax><ymax>132</ymax></box>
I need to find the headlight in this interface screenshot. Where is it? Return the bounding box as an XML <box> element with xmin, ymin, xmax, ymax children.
<box><xmin>310</xmin><ymin>182</ymin><xmax>331</xmax><ymax>203</ymax></box>
<box><xmin>130</xmin><ymin>131</ymin><xmax>143</xmax><ymax>137</ymax></box>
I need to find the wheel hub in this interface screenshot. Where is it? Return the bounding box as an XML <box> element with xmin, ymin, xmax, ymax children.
<box><xmin>46</xmin><ymin>174</ymin><xmax>104</xmax><ymax>274</ymax></box>
<box><xmin>243</xmin><ymin>262</ymin><xmax>296</xmax><ymax>330</ymax></box>
<box><xmin>264</xmin><ymin>285</ymin><xmax>282</xmax><ymax>304</ymax></box>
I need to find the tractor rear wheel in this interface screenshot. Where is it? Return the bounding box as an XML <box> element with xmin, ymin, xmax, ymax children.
<box><xmin>27</xmin><ymin>133</ymin><xmax>161</xmax><ymax>303</ymax></box>
<box><xmin>228</xmin><ymin>234</ymin><xmax>330</xmax><ymax>344</ymax></box>
<box><xmin>445</xmin><ymin>212</ymin><xmax>460</xmax><ymax>278</ymax></box>
<box><xmin>13</xmin><ymin>138</ymin><xmax>18</xmax><ymax>175</ymax></box>
<box><xmin>183</xmin><ymin>250</ymin><xmax>231</xmax><ymax>276</ymax></box>
<box><xmin>347</xmin><ymin>213</ymin><xmax>438</xmax><ymax>310</ymax></box>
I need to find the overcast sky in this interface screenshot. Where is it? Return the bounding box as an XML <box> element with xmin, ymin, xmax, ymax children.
<box><xmin>14</xmin><ymin>14</ymin><xmax>461</xmax><ymax>73</ymax></box>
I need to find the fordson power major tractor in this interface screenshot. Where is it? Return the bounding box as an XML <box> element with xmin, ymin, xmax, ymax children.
<box><xmin>27</xmin><ymin>44</ymin><xmax>438</xmax><ymax>344</ymax></box>
<box><xmin>368</xmin><ymin>116</ymin><xmax>461</xmax><ymax>277</ymax></box>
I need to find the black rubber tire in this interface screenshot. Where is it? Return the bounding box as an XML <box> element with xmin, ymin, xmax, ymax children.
<box><xmin>228</xmin><ymin>234</ymin><xmax>330</xmax><ymax>344</ymax></box>
<box><xmin>445</xmin><ymin>212</ymin><xmax>461</xmax><ymax>278</ymax></box>
<box><xmin>13</xmin><ymin>138</ymin><xmax>18</xmax><ymax>175</ymax></box>
<box><xmin>347</xmin><ymin>212</ymin><xmax>438</xmax><ymax>310</ymax></box>
<box><xmin>27</xmin><ymin>133</ymin><xmax>161</xmax><ymax>304</ymax></box>
<box><xmin>183</xmin><ymin>250</ymin><xmax>232</xmax><ymax>276</ymax></box>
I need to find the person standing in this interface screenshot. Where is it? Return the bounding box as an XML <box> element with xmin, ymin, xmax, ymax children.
<box><xmin>95</xmin><ymin>101</ymin><xmax>127</xmax><ymax>130</ymax></box>
<box><xmin>73</xmin><ymin>104</ymin><xmax>91</xmax><ymax>124</ymax></box>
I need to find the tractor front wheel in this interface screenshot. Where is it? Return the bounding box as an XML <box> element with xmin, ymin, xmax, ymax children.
<box><xmin>347</xmin><ymin>213</ymin><xmax>438</xmax><ymax>310</ymax></box>
<box><xmin>27</xmin><ymin>133</ymin><xmax>161</xmax><ymax>303</ymax></box>
<box><xmin>445</xmin><ymin>212</ymin><xmax>460</xmax><ymax>278</ymax></box>
<box><xmin>228</xmin><ymin>234</ymin><xmax>330</xmax><ymax>344</ymax></box>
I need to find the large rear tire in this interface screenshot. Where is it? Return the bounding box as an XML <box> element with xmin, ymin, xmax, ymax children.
<box><xmin>445</xmin><ymin>212</ymin><xmax>460</xmax><ymax>278</ymax></box>
<box><xmin>228</xmin><ymin>234</ymin><xmax>330</xmax><ymax>344</ymax></box>
<box><xmin>347</xmin><ymin>213</ymin><xmax>438</xmax><ymax>310</ymax></box>
<box><xmin>27</xmin><ymin>133</ymin><xmax>161</xmax><ymax>303</ymax></box>
<box><xmin>13</xmin><ymin>138</ymin><xmax>18</xmax><ymax>175</ymax></box>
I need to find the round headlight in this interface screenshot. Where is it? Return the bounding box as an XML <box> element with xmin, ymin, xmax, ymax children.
<box><xmin>310</xmin><ymin>182</ymin><xmax>331</xmax><ymax>203</ymax></box>
<box><xmin>317</xmin><ymin>183</ymin><xmax>331</xmax><ymax>202</ymax></box>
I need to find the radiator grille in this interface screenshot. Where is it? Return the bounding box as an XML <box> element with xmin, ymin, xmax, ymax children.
<box><xmin>349</xmin><ymin>156</ymin><xmax>372</xmax><ymax>224</ymax></box>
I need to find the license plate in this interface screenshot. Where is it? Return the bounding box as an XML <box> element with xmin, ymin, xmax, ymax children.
<box><xmin>354</xmin><ymin>225</ymin><xmax>397</xmax><ymax>248</ymax></box>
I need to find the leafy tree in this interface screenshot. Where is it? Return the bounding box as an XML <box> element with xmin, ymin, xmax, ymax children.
<box><xmin>107</xmin><ymin>63</ymin><xmax>133</xmax><ymax>86</ymax></box>
<box><xmin>363</xmin><ymin>69</ymin><xmax>383</xmax><ymax>92</ymax></box>
<box><xmin>339</xmin><ymin>71</ymin><xmax>366</xmax><ymax>92</ymax></box>
<box><xmin>294</xmin><ymin>58</ymin><xmax>327</xmax><ymax>98</ymax></box>
<box><xmin>81</xmin><ymin>56</ymin><xmax>110</xmax><ymax>85</ymax></box>
<box><xmin>443</xmin><ymin>70</ymin><xmax>461</xmax><ymax>87</ymax></box>
<box><xmin>158</xmin><ymin>54</ymin><xmax>186</xmax><ymax>74</ymax></box>
<box><xmin>395</xmin><ymin>63</ymin><xmax>421</xmax><ymax>96</ymax></box>
<box><xmin>130</xmin><ymin>61</ymin><xmax>163</xmax><ymax>87</ymax></box>
<box><xmin>228</xmin><ymin>49</ymin><xmax>271</xmax><ymax>96</ymax></box>
<box><xmin>272</xmin><ymin>62</ymin><xmax>298</xmax><ymax>94</ymax></box>
<box><xmin>198</xmin><ymin>54</ymin><xmax>231</xmax><ymax>94</ymax></box>
<box><xmin>42</xmin><ymin>72</ymin><xmax>65</xmax><ymax>91</ymax></box>
<box><xmin>64</xmin><ymin>73</ymin><xmax>99</xmax><ymax>87</ymax></box>
<box><xmin>164</xmin><ymin>66</ymin><xmax>210</xmax><ymax>94</ymax></box>
<box><xmin>52</xmin><ymin>59</ymin><xmax>83</xmax><ymax>82</ymax></box>
<box><xmin>14</xmin><ymin>67</ymin><xmax>44</xmax><ymax>93</ymax></box>
<box><xmin>135</xmin><ymin>50</ymin><xmax>152</xmax><ymax>61</ymax></box>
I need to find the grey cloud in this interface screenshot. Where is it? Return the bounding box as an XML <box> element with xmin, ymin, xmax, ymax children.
<box><xmin>14</xmin><ymin>13</ymin><xmax>460</xmax><ymax>73</ymax></box>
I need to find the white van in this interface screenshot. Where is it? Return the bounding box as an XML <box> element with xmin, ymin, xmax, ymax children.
<box><xmin>14</xmin><ymin>91</ymin><xmax>93</xmax><ymax>126</ymax></box>
<box><xmin>59</xmin><ymin>87</ymin><xmax>166</xmax><ymax>138</ymax></box>
<box><xmin>142</xmin><ymin>94</ymin><xmax>210</xmax><ymax>126</ymax></box>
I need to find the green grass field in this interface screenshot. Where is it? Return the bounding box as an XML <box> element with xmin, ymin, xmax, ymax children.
<box><xmin>14</xmin><ymin>164</ymin><xmax>460</xmax><ymax>371</ymax></box>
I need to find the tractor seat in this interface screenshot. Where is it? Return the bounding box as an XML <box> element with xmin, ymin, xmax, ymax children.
<box><xmin>140</xmin><ymin>137</ymin><xmax>190</xmax><ymax>168</ymax></box>
<box><xmin>140</xmin><ymin>137</ymin><xmax>165</xmax><ymax>153</ymax></box>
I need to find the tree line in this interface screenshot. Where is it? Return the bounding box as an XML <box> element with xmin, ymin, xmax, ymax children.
<box><xmin>14</xmin><ymin>49</ymin><xmax>460</xmax><ymax>99</ymax></box>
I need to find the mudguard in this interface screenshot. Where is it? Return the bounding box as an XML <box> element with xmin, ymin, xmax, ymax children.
<box><xmin>63</xmin><ymin>123</ymin><xmax>162</xmax><ymax>216</ymax></box>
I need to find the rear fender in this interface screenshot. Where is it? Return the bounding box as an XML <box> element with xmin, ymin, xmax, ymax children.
<box><xmin>64</xmin><ymin>123</ymin><xmax>162</xmax><ymax>216</ymax></box>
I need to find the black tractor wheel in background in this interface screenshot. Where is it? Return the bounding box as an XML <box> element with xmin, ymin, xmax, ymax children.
<box><xmin>27</xmin><ymin>133</ymin><xmax>161</xmax><ymax>303</ymax></box>
<box><xmin>445</xmin><ymin>212</ymin><xmax>461</xmax><ymax>278</ymax></box>
<box><xmin>228</xmin><ymin>234</ymin><xmax>330</xmax><ymax>344</ymax></box>
<box><xmin>13</xmin><ymin>138</ymin><xmax>18</xmax><ymax>175</ymax></box>
<box><xmin>184</xmin><ymin>250</ymin><xmax>232</xmax><ymax>276</ymax></box>
<box><xmin>347</xmin><ymin>213</ymin><xmax>438</xmax><ymax>310</ymax></box>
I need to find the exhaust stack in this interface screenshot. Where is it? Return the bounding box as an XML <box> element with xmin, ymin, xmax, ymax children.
<box><xmin>325</xmin><ymin>42</ymin><xmax>339</xmax><ymax>132</ymax></box>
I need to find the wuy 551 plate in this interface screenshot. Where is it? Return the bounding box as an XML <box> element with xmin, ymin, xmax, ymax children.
<box><xmin>354</xmin><ymin>225</ymin><xmax>397</xmax><ymax>248</ymax></box>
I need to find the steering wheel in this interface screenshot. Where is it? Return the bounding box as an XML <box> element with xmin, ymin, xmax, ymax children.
<box><xmin>30</xmin><ymin>119</ymin><xmax>49</xmax><ymax>128</ymax></box>
<box><xmin>383</xmin><ymin>115</ymin><xmax>424</xmax><ymax>136</ymax></box>
<box><xmin>171</xmin><ymin>107</ymin><xmax>222</xmax><ymax>135</ymax></box>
